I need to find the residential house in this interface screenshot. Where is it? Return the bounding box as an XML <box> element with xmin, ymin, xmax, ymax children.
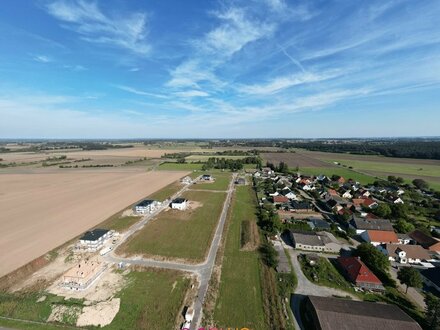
<box><xmin>78</xmin><ymin>229</ymin><xmax>112</xmax><ymax>252</ymax></box>
<box><xmin>361</xmin><ymin>230</ymin><xmax>399</xmax><ymax>246</ymax></box>
<box><xmin>134</xmin><ymin>199</ymin><xmax>161</xmax><ymax>214</ymax></box>
<box><xmin>273</xmin><ymin>195</ymin><xmax>289</xmax><ymax>205</ymax></box>
<box><xmin>380</xmin><ymin>243</ymin><xmax>430</xmax><ymax>264</ymax></box>
<box><xmin>350</xmin><ymin>216</ymin><xmax>394</xmax><ymax>234</ymax></box>
<box><xmin>409</xmin><ymin>230</ymin><xmax>440</xmax><ymax>252</ymax></box>
<box><xmin>234</xmin><ymin>178</ymin><xmax>246</xmax><ymax>185</ymax></box>
<box><xmin>290</xmin><ymin>201</ymin><xmax>313</xmax><ymax>213</ymax></box>
<box><xmin>61</xmin><ymin>259</ymin><xmax>107</xmax><ymax>290</ymax></box>
<box><xmin>262</xmin><ymin>167</ymin><xmax>274</xmax><ymax>176</ymax></box>
<box><xmin>201</xmin><ymin>174</ymin><xmax>214</xmax><ymax>181</ymax></box>
<box><xmin>290</xmin><ymin>231</ymin><xmax>342</xmax><ymax>253</ymax></box>
<box><xmin>362</xmin><ymin>198</ymin><xmax>379</xmax><ymax>209</ymax></box>
<box><xmin>337</xmin><ymin>256</ymin><xmax>384</xmax><ymax>291</ymax></box>
<box><xmin>397</xmin><ymin>233</ymin><xmax>412</xmax><ymax>245</ymax></box>
<box><xmin>281</xmin><ymin>188</ymin><xmax>297</xmax><ymax>200</ymax></box>
<box><xmin>336</xmin><ymin>176</ymin><xmax>346</xmax><ymax>185</ymax></box>
<box><xmin>171</xmin><ymin>198</ymin><xmax>188</xmax><ymax>210</ymax></box>
<box><xmin>307</xmin><ymin>218</ymin><xmax>331</xmax><ymax>230</ymax></box>
<box><xmin>180</xmin><ymin>176</ymin><xmax>192</xmax><ymax>185</ymax></box>
<box><xmin>342</xmin><ymin>190</ymin><xmax>353</xmax><ymax>199</ymax></box>
<box><xmin>390</xmin><ymin>196</ymin><xmax>404</xmax><ymax>204</ymax></box>
<box><xmin>304</xmin><ymin>295</ymin><xmax>422</xmax><ymax>330</ymax></box>
<box><xmin>421</xmin><ymin>268</ymin><xmax>440</xmax><ymax>293</ymax></box>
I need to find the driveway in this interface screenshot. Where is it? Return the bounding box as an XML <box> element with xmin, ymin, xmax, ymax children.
<box><xmin>280</xmin><ymin>239</ymin><xmax>358</xmax><ymax>330</ymax></box>
<box><xmin>389</xmin><ymin>266</ymin><xmax>426</xmax><ymax>310</ymax></box>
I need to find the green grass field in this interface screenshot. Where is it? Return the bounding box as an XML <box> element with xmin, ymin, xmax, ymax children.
<box><xmin>120</xmin><ymin>190</ymin><xmax>226</xmax><ymax>261</ymax></box>
<box><xmin>190</xmin><ymin>172</ymin><xmax>232</xmax><ymax>191</ymax></box>
<box><xmin>330</xmin><ymin>159</ymin><xmax>440</xmax><ymax>178</ymax></box>
<box><xmin>213</xmin><ymin>186</ymin><xmax>267</xmax><ymax>329</ymax></box>
<box><xmin>158</xmin><ymin>162</ymin><xmax>203</xmax><ymax>171</ymax></box>
<box><xmin>100</xmin><ymin>215</ymin><xmax>141</xmax><ymax>232</ymax></box>
<box><xmin>147</xmin><ymin>181</ymin><xmax>183</xmax><ymax>201</ymax></box>
<box><xmin>299</xmin><ymin>167</ymin><xmax>376</xmax><ymax>184</ymax></box>
<box><xmin>104</xmin><ymin>269</ymin><xmax>189</xmax><ymax>330</ymax></box>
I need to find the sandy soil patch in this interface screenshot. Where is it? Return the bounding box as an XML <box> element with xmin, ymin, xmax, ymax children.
<box><xmin>0</xmin><ymin>169</ymin><xmax>187</xmax><ymax>277</ymax></box>
<box><xmin>48</xmin><ymin>267</ymin><xmax>126</xmax><ymax>302</ymax></box>
<box><xmin>76</xmin><ymin>298</ymin><xmax>120</xmax><ymax>327</ymax></box>
<box><xmin>48</xmin><ymin>305</ymin><xmax>82</xmax><ymax>324</ymax></box>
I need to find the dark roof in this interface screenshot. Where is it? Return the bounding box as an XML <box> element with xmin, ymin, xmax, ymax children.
<box><xmin>308</xmin><ymin>218</ymin><xmax>331</xmax><ymax>229</ymax></box>
<box><xmin>307</xmin><ymin>295</ymin><xmax>422</xmax><ymax>330</ymax></box>
<box><xmin>421</xmin><ymin>267</ymin><xmax>440</xmax><ymax>287</ymax></box>
<box><xmin>290</xmin><ymin>231</ymin><xmax>329</xmax><ymax>247</ymax></box>
<box><xmin>172</xmin><ymin>197</ymin><xmax>187</xmax><ymax>204</ymax></box>
<box><xmin>80</xmin><ymin>229</ymin><xmax>109</xmax><ymax>241</ymax></box>
<box><xmin>409</xmin><ymin>230</ymin><xmax>439</xmax><ymax>248</ymax></box>
<box><xmin>136</xmin><ymin>199</ymin><xmax>156</xmax><ymax>207</ymax></box>
<box><xmin>350</xmin><ymin>217</ymin><xmax>394</xmax><ymax>231</ymax></box>
<box><xmin>291</xmin><ymin>201</ymin><xmax>311</xmax><ymax>209</ymax></box>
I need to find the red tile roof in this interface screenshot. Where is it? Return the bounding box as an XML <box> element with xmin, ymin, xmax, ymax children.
<box><xmin>337</xmin><ymin>257</ymin><xmax>382</xmax><ymax>285</ymax></box>
<box><xmin>366</xmin><ymin>230</ymin><xmax>399</xmax><ymax>243</ymax></box>
<box><xmin>273</xmin><ymin>195</ymin><xmax>289</xmax><ymax>203</ymax></box>
<box><xmin>362</xmin><ymin>198</ymin><xmax>377</xmax><ymax>207</ymax></box>
<box><xmin>328</xmin><ymin>189</ymin><xmax>338</xmax><ymax>196</ymax></box>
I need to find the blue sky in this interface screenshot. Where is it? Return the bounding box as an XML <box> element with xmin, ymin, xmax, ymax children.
<box><xmin>0</xmin><ymin>0</ymin><xmax>439</xmax><ymax>138</ymax></box>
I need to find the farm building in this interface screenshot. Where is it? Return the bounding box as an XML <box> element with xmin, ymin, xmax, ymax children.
<box><xmin>171</xmin><ymin>198</ymin><xmax>188</xmax><ymax>210</ymax></box>
<box><xmin>78</xmin><ymin>229</ymin><xmax>112</xmax><ymax>252</ymax></box>
<box><xmin>379</xmin><ymin>244</ymin><xmax>430</xmax><ymax>264</ymax></box>
<box><xmin>290</xmin><ymin>231</ymin><xmax>342</xmax><ymax>253</ymax></box>
<box><xmin>61</xmin><ymin>259</ymin><xmax>107</xmax><ymax>290</ymax></box>
<box><xmin>304</xmin><ymin>295</ymin><xmax>422</xmax><ymax>330</ymax></box>
<box><xmin>134</xmin><ymin>199</ymin><xmax>161</xmax><ymax>214</ymax></box>
<box><xmin>337</xmin><ymin>256</ymin><xmax>384</xmax><ymax>291</ymax></box>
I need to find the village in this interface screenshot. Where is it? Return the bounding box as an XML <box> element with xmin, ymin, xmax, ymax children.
<box><xmin>253</xmin><ymin>165</ymin><xmax>440</xmax><ymax>329</ymax></box>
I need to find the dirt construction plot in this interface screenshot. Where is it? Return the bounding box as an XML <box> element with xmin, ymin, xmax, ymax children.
<box><xmin>261</xmin><ymin>152</ymin><xmax>335</xmax><ymax>168</ymax></box>
<box><xmin>0</xmin><ymin>169</ymin><xmax>187</xmax><ymax>277</ymax></box>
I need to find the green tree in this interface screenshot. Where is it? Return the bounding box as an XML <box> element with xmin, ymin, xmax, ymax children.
<box><xmin>259</xmin><ymin>242</ymin><xmax>278</xmax><ymax>268</ymax></box>
<box><xmin>355</xmin><ymin>243</ymin><xmax>390</xmax><ymax>279</ymax></box>
<box><xmin>396</xmin><ymin>177</ymin><xmax>405</xmax><ymax>184</ymax></box>
<box><xmin>374</xmin><ymin>203</ymin><xmax>392</xmax><ymax>218</ymax></box>
<box><xmin>412</xmin><ymin>178</ymin><xmax>429</xmax><ymax>190</ymax></box>
<box><xmin>394</xmin><ymin>219</ymin><xmax>415</xmax><ymax>233</ymax></box>
<box><xmin>425</xmin><ymin>293</ymin><xmax>440</xmax><ymax>330</ymax></box>
<box><xmin>397</xmin><ymin>267</ymin><xmax>422</xmax><ymax>293</ymax></box>
<box><xmin>388</xmin><ymin>175</ymin><xmax>397</xmax><ymax>182</ymax></box>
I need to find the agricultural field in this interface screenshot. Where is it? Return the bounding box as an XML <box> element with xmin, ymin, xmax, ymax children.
<box><xmin>185</xmin><ymin>155</ymin><xmax>247</xmax><ymax>161</ymax></box>
<box><xmin>158</xmin><ymin>162</ymin><xmax>204</xmax><ymax>171</ymax></box>
<box><xmin>119</xmin><ymin>190</ymin><xmax>227</xmax><ymax>261</ymax></box>
<box><xmin>0</xmin><ymin>168</ymin><xmax>188</xmax><ymax>277</ymax></box>
<box><xmin>261</xmin><ymin>152</ymin><xmax>334</xmax><ymax>168</ymax></box>
<box><xmin>213</xmin><ymin>185</ymin><xmax>267</xmax><ymax>329</ymax></box>
<box><xmin>299</xmin><ymin>167</ymin><xmax>377</xmax><ymax>184</ymax></box>
<box><xmin>190</xmin><ymin>172</ymin><xmax>232</xmax><ymax>191</ymax></box>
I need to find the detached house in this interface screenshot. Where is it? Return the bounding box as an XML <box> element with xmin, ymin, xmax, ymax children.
<box><xmin>135</xmin><ymin>199</ymin><xmax>161</xmax><ymax>214</ymax></box>
<box><xmin>350</xmin><ymin>216</ymin><xmax>394</xmax><ymax>234</ymax></box>
<box><xmin>361</xmin><ymin>230</ymin><xmax>399</xmax><ymax>246</ymax></box>
<box><xmin>171</xmin><ymin>198</ymin><xmax>188</xmax><ymax>210</ymax></box>
<box><xmin>337</xmin><ymin>256</ymin><xmax>384</xmax><ymax>291</ymax></box>
<box><xmin>380</xmin><ymin>244</ymin><xmax>430</xmax><ymax>264</ymax></box>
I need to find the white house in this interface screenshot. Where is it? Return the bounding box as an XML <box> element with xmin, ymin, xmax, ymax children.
<box><xmin>284</xmin><ymin>191</ymin><xmax>298</xmax><ymax>200</ymax></box>
<box><xmin>391</xmin><ymin>197</ymin><xmax>404</xmax><ymax>204</ymax></box>
<box><xmin>78</xmin><ymin>229</ymin><xmax>112</xmax><ymax>252</ymax></box>
<box><xmin>135</xmin><ymin>199</ymin><xmax>161</xmax><ymax>214</ymax></box>
<box><xmin>380</xmin><ymin>244</ymin><xmax>430</xmax><ymax>264</ymax></box>
<box><xmin>342</xmin><ymin>191</ymin><xmax>353</xmax><ymax>199</ymax></box>
<box><xmin>181</xmin><ymin>176</ymin><xmax>192</xmax><ymax>185</ymax></box>
<box><xmin>302</xmin><ymin>184</ymin><xmax>315</xmax><ymax>191</ymax></box>
<box><xmin>397</xmin><ymin>234</ymin><xmax>411</xmax><ymax>245</ymax></box>
<box><xmin>171</xmin><ymin>198</ymin><xmax>188</xmax><ymax>210</ymax></box>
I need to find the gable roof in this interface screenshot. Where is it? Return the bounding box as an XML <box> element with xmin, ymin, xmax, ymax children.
<box><xmin>366</xmin><ymin>230</ymin><xmax>399</xmax><ymax>243</ymax></box>
<box><xmin>273</xmin><ymin>195</ymin><xmax>289</xmax><ymax>203</ymax></box>
<box><xmin>337</xmin><ymin>257</ymin><xmax>382</xmax><ymax>285</ymax></box>
<box><xmin>290</xmin><ymin>231</ymin><xmax>329</xmax><ymax>247</ymax></box>
<box><xmin>409</xmin><ymin>230</ymin><xmax>440</xmax><ymax>251</ymax></box>
<box><xmin>350</xmin><ymin>217</ymin><xmax>394</xmax><ymax>231</ymax></box>
<box><xmin>307</xmin><ymin>296</ymin><xmax>422</xmax><ymax>330</ymax></box>
<box><xmin>385</xmin><ymin>244</ymin><xmax>430</xmax><ymax>260</ymax></box>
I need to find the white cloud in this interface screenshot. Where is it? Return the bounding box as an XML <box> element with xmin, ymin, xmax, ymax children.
<box><xmin>46</xmin><ymin>0</ymin><xmax>150</xmax><ymax>55</ymax></box>
<box><xmin>115</xmin><ymin>85</ymin><xmax>168</xmax><ymax>99</ymax></box>
<box><xmin>202</xmin><ymin>7</ymin><xmax>274</xmax><ymax>58</ymax></box>
<box><xmin>33</xmin><ymin>55</ymin><xmax>52</xmax><ymax>63</ymax></box>
<box><xmin>174</xmin><ymin>90</ymin><xmax>209</xmax><ymax>98</ymax></box>
<box><xmin>239</xmin><ymin>71</ymin><xmax>339</xmax><ymax>95</ymax></box>
<box><xmin>166</xmin><ymin>60</ymin><xmax>221</xmax><ymax>89</ymax></box>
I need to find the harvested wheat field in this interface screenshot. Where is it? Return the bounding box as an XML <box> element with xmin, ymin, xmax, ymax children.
<box><xmin>0</xmin><ymin>169</ymin><xmax>187</xmax><ymax>277</ymax></box>
<box><xmin>261</xmin><ymin>152</ymin><xmax>335</xmax><ymax>168</ymax></box>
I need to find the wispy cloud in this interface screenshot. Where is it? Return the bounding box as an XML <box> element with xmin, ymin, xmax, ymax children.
<box><xmin>115</xmin><ymin>85</ymin><xmax>168</xmax><ymax>99</ymax></box>
<box><xmin>33</xmin><ymin>54</ymin><xmax>52</xmax><ymax>63</ymax></box>
<box><xmin>174</xmin><ymin>90</ymin><xmax>209</xmax><ymax>98</ymax></box>
<box><xmin>46</xmin><ymin>0</ymin><xmax>150</xmax><ymax>55</ymax></box>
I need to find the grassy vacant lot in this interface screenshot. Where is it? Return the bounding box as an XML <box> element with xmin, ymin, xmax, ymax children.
<box><xmin>99</xmin><ymin>215</ymin><xmax>141</xmax><ymax>232</ymax></box>
<box><xmin>103</xmin><ymin>269</ymin><xmax>189</xmax><ymax>330</ymax></box>
<box><xmin>120</xmin><ymin>190</ymin><xmax>226</xmax><ymax>261</ymax></box>
<box><xmin>190</xmin><ymin>172</ymin><xmax>232</xmax><ymax>191</ymax></box>
<box><xmin>299</xmin><ymin>167</ymin><xmax>376</xmax><ymax>184</ymax></box>
<box><xmin>213</xmin><ymin>186</ymin><xmax>266</xmax><ymax>329</ymax></box>
<box><xmin>298</xmin><ymin>255</ymin><xmax>354</xmax><ymax>293</ymax></box>
<box><xmin>158</xmin><ymin>162</ymin><xmax>203</xmax><ymax>171</ymax></box>
<box><xmin>147</xmin><ymin>181</ymin><xmax>183</xmax><ymax>201</ymax></box>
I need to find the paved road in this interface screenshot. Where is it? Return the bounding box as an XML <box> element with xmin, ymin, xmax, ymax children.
<box><xmin>104</xmin><ymin>173</ymin><xmax>237</xmax><ymax>330</ymax></box>
<box><xmin>280</xmin><ymin>239</ymin><xmax>358</xmax><ymax>330</ymax></box>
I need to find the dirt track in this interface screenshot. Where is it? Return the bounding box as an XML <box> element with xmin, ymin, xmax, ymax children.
<box><xmin>0</xmin><ymin>169</ymin><xmax>187</xmax><ymax>277</ymax></box>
